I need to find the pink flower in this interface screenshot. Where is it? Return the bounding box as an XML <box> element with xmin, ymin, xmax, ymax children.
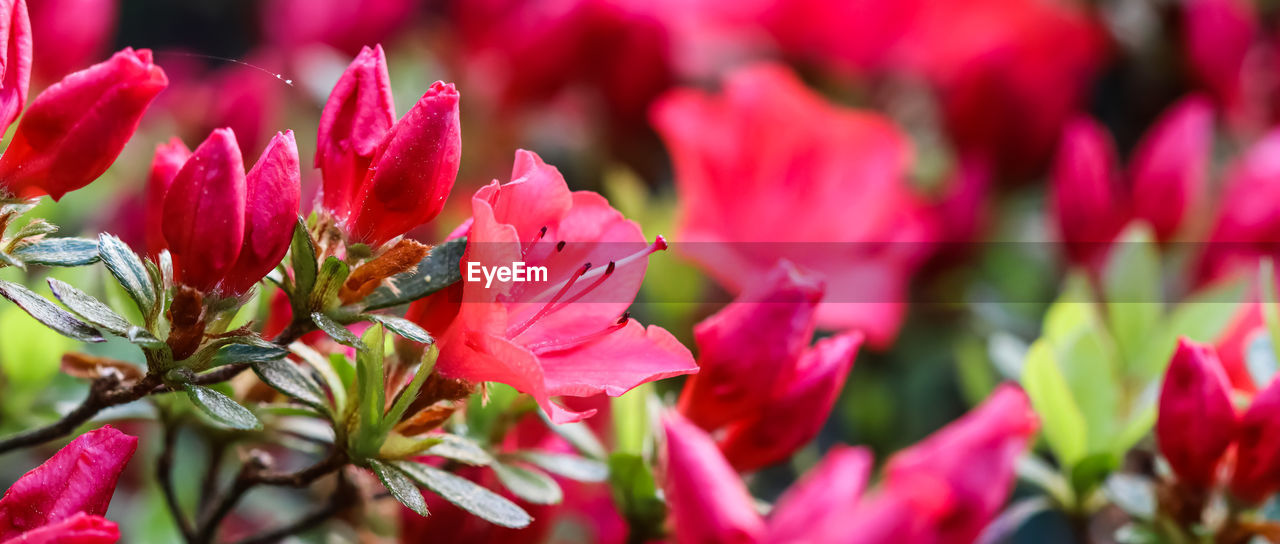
<box><xmin>763</xmin><ymin>445</ymin><xmax>872</xmax><ymax>542</ymax></box>
<box><xmin>1129</xmin><ymin>95</ymin><xmax>1215</xmax><ymax>240</ymax></box>
<box><xmin>0</xmin><ymin>426</ymin><xmax>138</xmax><ymax>543</ymax></box>
<box><xmin>344</xmin><ymin>80</ymin><xmax>461</xmax><ymax>247</ymax></box>
<box><xmin>1049</xmin><ymin>117</ymin><xmax>1127</xmax><ymax>265</ymax></box>
<box><xmin>651</xmin><ymin>62</ymin><xmax>935</xmax><ymax>347</ymax></box>
<box><xmin>758</xmin><ymin>0</ymin><xmax>921</xmax><ymax>74</ymax></box>
<box><xmin>1198</xmin><ymin>128</ymin><xmax>1280</xmax><ymax>282</ymax></box>
<box><xmin>903</xmin><ymin>0</ymin><xmax>1107</xmax><ymax>179</ymax></box>
<box><xmin>143</xmin><ymin>138</ymin><xmax>192</xmax><ymax>257</ymax></box>
<box><xmin>1229</xmin><ymin>375</ymin><xmax>1280</xmax><ymax>503</ymax></box>
<box><xmin>1156</xmin><ymin>338</ymin><xmax>1237</xmax><ymax>491</ymax></box>
<box><xmin>1183</xmin><ymin>0</ymin><xmax>1258</xmax><ymax>123</ymax></box>
<box><xmin>261</xmin><ymin>0</ymin><xmax>419</xmax><ymax>57</ymax></box>
<box><xmin>315</xmin><ymin>45</ymin><xmax>395</xmax><ymax>221</ymax></box>
<box><xmin>405</xmin><ymin>150</ymin><xmax>696</xmax><ymax>423</ymax></box>
<box><xmin>0</xmin><ymin>0</ymin><xmax>29</xmax><ymax>135</ymax></box>
<box><xmin>0</xmin><ymin>47</ymin><xmax>166</xmax><ymax>200</ymax></box>
<box><xmin>159</xmin><ymin>128</ymin><xmax>301</xmax><ymax>294</ymax></box>
<box><xmin>28</xmin><ymin>0</ymin><xmax>115</xmax><ymax>83</ymax></box>
<box><xmin>661</xmin><ymin>412</ymin><xmax>765</xmax><ymax>544</ymax></box>
<box><xmin>677</xmin><ymin>261</ymin><xmax>861</xmax><ymax>471</ymax></box>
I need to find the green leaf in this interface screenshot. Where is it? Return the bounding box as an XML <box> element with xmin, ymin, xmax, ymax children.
<box><xmin>1021</xmin><ymin>339</ymin><xmax>1087</xmax><ymax>466</ymax></box>
<box><xmin>363</xmin><ymin>237</ymin><xmax>467</xmax><ymax>311</ymax></box>
<box><xmin>309</xmin><ymin>257</ymin><xmax>350</xmax><ymax>311</ymax></box>
<box><xmin>466</xmin><ymin>383</ymin><xmax>520</xmax><ymax>443</ymax></box>
<box><xmin>290</xmin><ymin>218</ymin><xmax>317</xmax><ymax>301</ymax></box>
<box><xmin>1102</xmin><ymin>223</ymin><xmax>1162</xmax><ymax>367</ymax></box>
<box><xmin>350</xmin><ymin>326</ymin><xmax>388</xmax><ymax>458</ymax></box>
<box><xmin>97</xmin><ymin>234</ymin><xmax>156</xmax><ymax>316</ymax></box>
<box><xmin>491</xmin><ymin>461</ymin><xmax>562</xmax><ymax>505</ymax></box>
<box><xmin>369</xmin><ymin>459</ymin><xmax>428</xmax><ymax>516</ymax></box>
<box><xmin>0</xmin><ymin>279</ymin><xmax>104</xmax><ymax>342</ymax></box>
<box><xmin>365</xmin><ymin>314</ymin><xmax>432</xmax><ymax>344</ymax></box>
<box><xmin>396</xmin><ymin>461</ymin><xmax>531</xmax><ymax>528</ymax></box>
<box><xmin>253</xmin><ymin>357</ymin><xmax>326</xmax><ymax>408</ymax></box>
<box><xmin>46</xmin><ymin>278</ymin><xmax>157</xmax><ymax>345</ymax></box>
<box><xmin>379</xmin><ymin>433</ymin><xmax>444</xmax><ymax>459</ymax></box>
<box><xmin>209</xmin><ymin>343</ymin><xmax>290</xmax><ymax>367</ymax></box>
<box><xmin>424</xmin><ymin>434</ymin><xmax>494</xmax><ymax>466</ymax></box>
<box><xmin>515</xmin><ymin>451</ymin><xmax>608</xmax><ymax>482</ymax></box>
<box><xmin>311</xmin><ymin>312</ymin><xmax>361</xmax><ymax>347</ymax></box>
<box><xmin>607</xmin><ymin>452</ymin><xmax>666</xmax><ymax>542</ymax></box>
<box><xmin>10</xmin><ymin>238</ymin><xmax>99</xmax><ymax>267</ymax></box>
<box><xmin>183</xmin><ymin>384</ymin><xmax>262</xmax><ymax>430</ymax></box>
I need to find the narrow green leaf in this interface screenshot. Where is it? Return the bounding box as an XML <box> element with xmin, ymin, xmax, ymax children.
<box><xmin>370</xmin><ymin>459</ymin><xmax>428</xmax><ymax>516</ymax></box>
<box><xmin>491</xmin><ymin>461</ymin><xmax>562</xmax><ymax>505</ymax></box>
<box><xmin>396</xmin><ymin>461</ymin><xmax>532</xmax><ymax>528</ymax></box>
<box><xmin>0</xmin><ymin>279</ymin><xmax>104</xmax><ymax>342</ymax></box>
<box><xmin>184</xmin><ymin>384</ymin><xmax>263</xmax><ymax>430</ymax></box>
<box><xmin>209</xmin><ymin>343</ymin><xmax>290</xmax><ymax>367</ymax></box>
<box><xmin>309</xmin><ymin>257</ymin><xmax>350</xmax><ymax>310</ymax></box>
<box><xmin>382</xmin><ymin>344</ymin><xmax>439</xmax><ymax>432</ymax></box>
<box><xmin>312</xmin><ymin>312</ymin><xmax>361</xmax><ymax>347</ymax></box>
<box><xmin>290</xmin><ymin>218</ymin><xmax>317</xmax><ymax>301</ymax></box>
<box><xmin>363</xmin><ymin>237</ymin><xmax>467</xmax><ymax>310</ymax></box>
<box><xmin>10</xmin><ymin>238</ymin><xmax>99</xmax><ymax>267</ymax></box>
<box><xmin>253</xmin><ymin>358</ymin><xmax>326</xmax><ymax>408</ymax></box>
<box><xmin>350</xmin><ymin>325</ymin><xmax>388</xmax><ymax>459</ymax></box>
<box><xmin>1021</xmin><ymin>339</ymin><xmax>1088</xmax><ymax>466</ymax></box>
<box><xmin>97</xmin><ymin>234</ymin><xmax>156</xmax><ymax>315</ymax></box>
<box><xmin>46</xmin><ymin>278</ymin><xmax>157</xmax><ymax>346</ymax></box>
<box><xmin>365</xmin><ymin>314</ymin><xmax>433</xmax><ymax>344</ymax></box>
<box><xmin>607</xmin><ymin>452</ymin><xmax>666</xmax><ymax>541</ymax></box>
<box><xmin>515</xmin><ymin>452</ymin><xmax>608</xmax><ymax>482</ymax></box>
<box><xmin>424</xmin><ymin>434</ymin><xmax>494</xmax><ymax>466</ymax></box>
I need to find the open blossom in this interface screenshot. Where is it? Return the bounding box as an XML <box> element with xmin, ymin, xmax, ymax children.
<box><xmin>1051</xmin><ymin>96</ymin><xmax>1214</xmax><ymax>263</ymax></box>
<box><xmin>315</xmin><ymin>47</ymin><xmax>461</xmax><ymax>247</ymax></box>
<box><xmin>0</xmin><ymin>47</ymin><xmax>165</xmax><ymax>200</ymax></box>
<box><xmin>0</xmin><ymin>426</ymin><xmax>137</xmax><ymax>543</ymax></box>
<box><xmin>662</xmin><ymin>385</ymin><xmax>1035</xmax><ymax>543</ymax></box>
<box><xmin>0</xmin><ymin>0</ymin><xmax>29</xmax><ymax>135</ymax></box>
<box><xmin>158</xmin><ymin>128</ymin><xmax>301</xmax><ymax>294</ymax></box>
<box><xmin>406</xmin><ymin>150</ymin><xmax>696</xmax><ymax>423</ymax></box>
<box><xmin>678</xmin><ymin>261</ymin><xmax>861</xmax><ymax>471</ymax></box>
<box><xmin>652</xmin><ymin>62</ymin><xmax>936</xmax><ymax>347</ymax></box>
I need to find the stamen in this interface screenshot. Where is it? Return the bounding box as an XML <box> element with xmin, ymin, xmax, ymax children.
<box><xmin>506</xmin><ymin>263</ymin><xmax>592</xmax><ymax>338</ymax></box>
<box><xmin>538</xmin><ymin>226</ymin><xmax>548</xmax><ymax>239</ymax></box>
<box><xmin>552</xmin><ymin>261</ymin><xmax>616</xmax><ymax>309</ymax></box>
<box><xmin>556</xmin><ymin>240</ymin><xmax>566</xmax><ymax>252</ymax></box>
<box><xmin>617</xmin><ymin>311</ymin><xmax>630</xmax><ymax>324</ymax></box>
<box><xmin>526</xmin><ymin>318</ymin><xmax>631</xmax><ymax>355</ymax></box>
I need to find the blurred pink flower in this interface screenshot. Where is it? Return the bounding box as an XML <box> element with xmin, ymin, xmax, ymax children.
<box><xmin>261</xmin><ymin>0</ymin><xmax>419</xmax><ymax>56</ymax></box>
<box><xmin>762</xmin><ymin>445</ymin><xmax>872</xmax><ymax>542</ymax></box>
<box><xmin>1183</xmin><ymin>0</ymin><xmax>1259</xmax><ymax>128</ymax></box>
<box><xmin>406</xmin><ymin>150</ymin><xmax>696</xmax><ymax>423</ymax></box>
<box><xmin>1230</xmin><ymin>374</ymin><xmax>1280</xmax><ymax>503</ymax></box>
<box><xmin>652</xmin><ymin>63</ymin><xmax>936</xmax><ymax>347</ymax></box>
<box><xmin>661</xmin><ymin>411</ymin><xmax>766</xmax><ymax>544</ymax></box>
<box><xmin>905</xmin><ymin>0</ymin><xmax>1107</xmax><ymax>179</ymax></box>
<box><xmin>677</xmin><ymin>261</ymin><xmax>861</xmax><ymax>471</ymax></box>
<box><xmin>1050</xmin><ymin>117</ymin><xmax>1127</xmax><ymax>265</ymax></box>
<box><xmin>1199</xmin><ymin>127</ymin><xmax>1280</xmax><ymax>282</ymax></box>
<box><xmin>0</xmin><ymin>0</ymin><xmax>29</xmax><ymax>135</ymax></box>
<box><xmin>28</xmin><ymin>0</ymin><xmax>115</xmax><ymax>83</ymax></box>
<box><xmin>758</xmin><ymin>0</ymin><xmax>920</xmax><ymax>74</ymax></box>
<box><xmin>0</xmin><ymin>426</ymin><xmax>137</xmax><ymax>543</ymax></box>
<box><xmin>1156</xmin><ymin>338</ymin><xmax>1237</xmax><ymax>491</ymax></box>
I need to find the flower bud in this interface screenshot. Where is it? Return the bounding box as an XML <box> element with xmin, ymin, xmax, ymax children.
<box><xmin>1156</xmin><ymin>338</ymin><xmax>1236</xmax><ymax>490</ymax></box>
<box><xmin>347</xmin><ymin>80</ymin><xmax>460</xmax><ymax>246</ymax></box>
<box><xmin>661</xmin><ymin>411</ymin><xmax>765</xmax><ymax>544</ymax></box>
<box><xmin>143</xmin><ymin>137</ymin><xmax>191</xmax><ymax>256</ymax></box>
<box><xmin>0</xmin><ymin>47</ymin><xmax>166</xmax><ymax>200</ymax></box>
<box><xmin>718</xmin><ymin>331</ymin><xmax>861</xmax><ymax>472</ymax></box>
<box><xmin>677</xmin><ymin>260</ymin><xmax>824</xmax><ymax>431</ymax></box>
<box><xmin>1131</xmin><ymin>95</ymin><xmax>1214</xmax><ymax>240</ymax></box>
<box><xmin>316</xmin><ymin>44</ymin><xmax>394</xmax><ymax>219</ymax></box>
<box><xmin>1230</xmin><ymin>376</ymin><xmax>1280</xmax><ymax>503</ymax></box>
<box><xmin>0</xmin><ymin>0</ymin><xmax>30</xmax><ymax>134</ymax></box>
<box><xmin>162</xmin><ymin>128</ymin><xmax>246</xmax><ymax>292</ymax></box>
<box><xmin>1050</xmin><ymin>117</ymin><xmax>1126</xmax><ymax>264</ymax></box>
<box><xmin>223</xmin><ymin>130</ymin><xmax>301</xmax><ymax>294</ymax></box>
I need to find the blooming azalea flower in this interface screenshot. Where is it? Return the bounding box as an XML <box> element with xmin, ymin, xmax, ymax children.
<box><xmin>406</xmin><ymin>150</ymin><xmax>696</xmax><ymax>423</ymax></box>
<box><xmin>0</xmin><ymin>426</ymin><xmax>138</xmax><ymax>544</ymax></box>
<box><xmin>652</xmin><ymin>62</ymin><xmax>936</xmax><ymax>347</ymax></box>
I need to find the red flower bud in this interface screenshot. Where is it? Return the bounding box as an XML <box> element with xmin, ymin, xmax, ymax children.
<box><xmin>1130</xmin><ymin>95</ymin><xmax>1214</xmax><ymax>240</ymax></box>
<box><xmin>223</xmin><ymin>130</ymin><xmax>301</xmax><ymax>295</ymax></box>
<box><xmin>347</xmin><ymin>80</ymin><xmax>460</xmax><ymax>246</ymax></box>
<box><xmin>1230</xmin><ymin>376</ymin><xmax>1280</xmax><ymax>503</ymax></box>
<box><xmin>0</xmin><ymin>47</ymin><xmax>166</xmax><ymax>200</ymax></box>
<box><xmin>0</xmin><ymin>0</ymin><xmax>30</xmax><ymax>134</ymax></box>
<box><xmin>718</xmin><ymin>331</ymin><xmax>861</xmax><ymax>472</ymax></box>
<box><xmin>162</xmin><ymin>128</ymin><xmax>246</xmax><ymax>292</ymax></box>
<box><xmin>143</xmin><ymin>137</ymin><xmax>191</xmax><ymax>257</ymax></box>
<box><xmin>1050</xmin><ymin>117</ymin><xmax>1126</xmax><ymax>264</ymax></box>
<box><xmin>1156</xmin><ymin>338</ymin><xmax>1236</xmax><ymax>490</ymax></box>
<box><xmin>316</xmin><ymin>44</ymin><xmax>394</xmax><ymax>219</ymax></box>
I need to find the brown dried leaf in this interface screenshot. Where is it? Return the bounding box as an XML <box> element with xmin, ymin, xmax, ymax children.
<box><xmin>61</xmin><ymin>352</ymin><xmax>145</xmax><ymax>384</ymax></box>
<box><xmin>339</xmin><ymin>240</ymin><xmax>430</xmax><ymax>305</ymax></box>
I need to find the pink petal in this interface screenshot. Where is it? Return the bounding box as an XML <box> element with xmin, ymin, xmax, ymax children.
<box><xmin>764</xmin><ymin>445</ymin><xmax>872</xmax><ymax>543</ymax></box>
<box><xmin>661</xmin><ymin>412</ymin><xmax>765</xmax><ymax>544</ymax></box>
<box><xmin>0</xmin><ymin>512</ymin><xmax>119</xmax><ymax>544</ymax></box>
